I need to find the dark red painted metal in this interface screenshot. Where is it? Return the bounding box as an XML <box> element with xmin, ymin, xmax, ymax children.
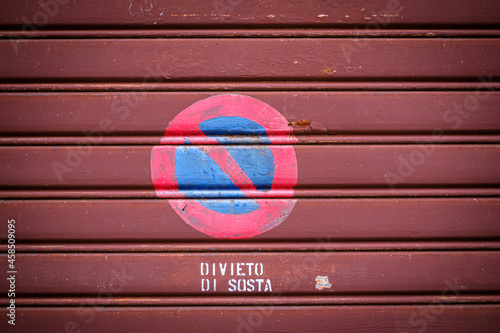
<box><xmin>1</xmin><ymin>199</ymin><xmax>499</xmax><ymax>243</ymax></box>
<box><xmin>4</xmin><ymin>241</ymin><xmax>500</xmax><ymax>253</ymax></box>
<box><xmin>2</xmin><ymin>29</ymin><xmax>500</xmax><ymax>38</ymax></box>
<box><xmin>4</xmin><ymin>294</ymin><xmax>500</xmax><ymax>306</ymax></box>
<box><xmin>4</xmin><ymin>135</ymin><xmax>500</xmax><ymax>145</ymax></box>
<box><xmin>1</xmin><ymin>0</ymin><xmax>499</xmax><ymax>27</ymax></box>
<box><xmin>1</xmin><ymin>92</ymin><xmax>499</xmax><ymax>140</ymax></box>
<box><xmin>1</xmin><ymin>1</ymin><xmax>499</xmax><ymax>331</ymax></box>
<box><xmin>1</xmin><ymin>39</ymin><xmax>499</xmax><ymax>82</ymax></box>
<box><xmin>1</xmin><ymin>306</ymin><xmax>499</xmax><ymax>333</ymax></box>
<box><xmin>3</xmin><ymin>188</ymin><xmax>500</xmax><ymax>199</ymax></box>
<box><xmin>1</xmin><ymin>252</ymin><xmax>499</xmax><ymax>295</ymax></box>
<box><xmin>1</xmin><ymin>81</ymin><xmax>500</xmax><ymax>92</ymax></box>
<box><xmin>1</xmin><ymin>146</ymin><xmax>499</xmax><ymax>194</ymax></box>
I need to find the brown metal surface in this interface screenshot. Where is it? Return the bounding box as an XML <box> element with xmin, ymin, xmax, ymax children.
<box><xmin>5</xmin><ymin>241</ymin><xmax>500</xmax><ymax>253</ymax></box>
<box><xmin>5</xmin><ymin>135</ymin><xmax>500</xmax><ymax>145</ymax></box>
<box><xmin>1</xmin><ymin>0</ymin><xmax>500</xmax><ymax>27</ymax></box>
<box><xmin>1</xmin><ymin>39</ymin><xmax>499</xmax><ymax>82</ymax></box>
<box><xmin>2</xmin><ymin>28</ymin><xmax>500</xmax><ymax>38</ymax></box>
<box><xmin>1</xmin><ymin>145</ymin><xmax>499</xmax><ymax>193</ymax></box>
<box><xmin>4</xmin><ymin>188</ymin><xmax>500</xmax><ymax>199</ymax></box>
<box><xmin>5</xmin><ymin>294</ymin><xmax>500</xmax><ymax>306</ymax></box>
<box><xmin>1</xmin><ymin>198</ymin><xmax>499</xmax><ymax>243</ymax></box>
<box><xmin>1</xmin><ymin>252</ymin><xmax>499</xmax><ymax>295</ymax></box>
<box><xmin>1</xmin><ymin>92</ymin><xmax>499</xmax><ymax>140</ymax></box>
<box><xmin>2</xmin><ymin>81</ymin><xmax>500</xmax><ymax>92</ymax></box>
<box><xmin>1</xmin><ymin>1</ymin><xmax>499</xmax><ymax>331</ymax></box>
<box><xmin>1</xmin><ymin>306</ymin><xmax>499</xmax><ymax>333</ymax></box>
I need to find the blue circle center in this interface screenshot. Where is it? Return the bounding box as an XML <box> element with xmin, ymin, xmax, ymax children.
<box><xmin>175</xmin><ymin>117</ymin><xmax>275</xmax><ymax>214</ymax></box>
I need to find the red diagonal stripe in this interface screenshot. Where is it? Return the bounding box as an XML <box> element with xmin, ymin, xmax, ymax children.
<box><xmin>199</xmin><ymin>146</ymin><xmax>258</xmax><ymax>193</ymax></box>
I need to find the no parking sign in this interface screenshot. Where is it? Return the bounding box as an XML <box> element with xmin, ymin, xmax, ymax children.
<box><xmin>151</xmin><ymin>94</ymin><xmax>298</xmax><ymax>239</ymax></box>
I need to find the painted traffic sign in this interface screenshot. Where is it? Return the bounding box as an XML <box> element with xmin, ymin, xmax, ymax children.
<box><xmin>151</xmin><ymin>94</ymin><xmax>298</xmax><ymax>239</ymax></box>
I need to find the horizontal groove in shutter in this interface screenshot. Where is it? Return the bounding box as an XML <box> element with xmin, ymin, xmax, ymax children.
<box><xmin>1</xmin><ymin>1</ymin><xmax>499</xmax><ymax>332</ymax></box>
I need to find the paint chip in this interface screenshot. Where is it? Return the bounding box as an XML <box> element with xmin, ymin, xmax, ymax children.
<box><xmin>315</xmin><ymin>276</ymin><xmax>332</xmax><ymax>290</ymax></box>
<box><xmin>318</xmin><ymin>14</ymin><xmax>328</xmax><ymax>18</ymax></box>
<box><xmin>288</xmin><ymin>120</ymin><xmax>311</xmax><ymax>127</ymax></box>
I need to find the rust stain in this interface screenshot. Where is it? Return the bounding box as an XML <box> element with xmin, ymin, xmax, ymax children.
<box><xmin>287</xmin><ymin>120</ymin><xmax>311</xmax><ymax>127</ymax></box>
<box><xmin>323</xmin><ymin>67</ymin><xmax>337</xmax><ymax>73</ymax></box>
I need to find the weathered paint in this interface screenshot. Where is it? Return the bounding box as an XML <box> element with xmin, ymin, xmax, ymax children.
<box><xmin>1</xmin><ymin>0</ymin><xmax>499</xmax><ymax>330</ymax></box>
<box><xmin>151</xmin><ymin>95</ymin><xmax>298</xmax><ymax>238</ymax></box>
<box><xmin>1</xmin><ymin>0</ymin><xmax>500</xmax><ymax>27</ymax></box>
<box><xmin>2</xmin><ymin>306</ymin><xmax>500</xmax><ymax>333</ymax></box>
<box><xmin>2</xmin><ymin>146</ymin><xmax>499</xmax><ymax>191</ymax></box>
<box><xmin>1</xmin><ymin>198</ymin><xmax>499</xmax><ymax>243</ymax></box>
<box><xmin>170</xmin><ymin>199</ymin><xmax>296</xmax><ymax>239</ymax></box>
<box><xmin>2</xmin><ymin>252</ymin><xmax>499</xmax><ymax>295</ymax></box>
<box><xmin>1</xmin><ymin>39</ymin><xmax>499</xmax><ymax>81</ymax></box>
<box><xmin>156</xmin><ymin>94</ymin><xmax>297</xmax><ymax>143</ymax></box>
<box><xmin>2</xmin><ymin>91</ymin><xmax>500</xmax><ymax>144</ymax></box>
